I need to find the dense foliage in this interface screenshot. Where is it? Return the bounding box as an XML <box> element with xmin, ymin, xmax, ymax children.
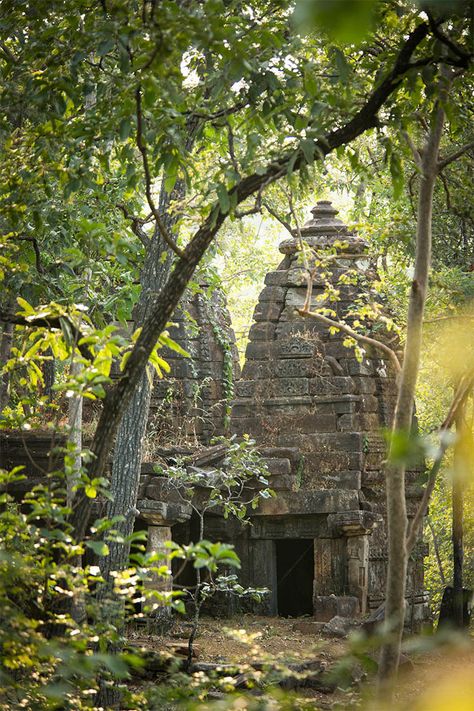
<box><xmin>0</xmin><ymin>0</ymin><xmax>473</xmax><ymax>708</ymax></box>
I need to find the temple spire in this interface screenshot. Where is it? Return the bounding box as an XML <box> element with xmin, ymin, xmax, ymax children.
<box><xmin>279</xmin><ymin>200</ymin><xmax>367</xmax><ymax>255</ymax></box>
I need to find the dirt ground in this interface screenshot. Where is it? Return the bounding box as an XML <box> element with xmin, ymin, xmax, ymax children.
<box><xmin>128</xmin><ymin>615</ymin><xmax>474</xmax><ymax>710</ymax></box>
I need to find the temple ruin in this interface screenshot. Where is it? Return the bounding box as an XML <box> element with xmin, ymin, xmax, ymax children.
<box><xmin>0</xmin><ymin>201</ymin><xmax>429</xmax><ymax>624</ymax></box>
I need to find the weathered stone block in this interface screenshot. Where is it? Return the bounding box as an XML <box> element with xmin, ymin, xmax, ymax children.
<box><xmin>359</xmin><ymin>394</ymin><xmax>379</xmax><ymax>412</ymax></box>
<box><xmin>241</xmin><ymin>361</ymin><xmax>271</xmax><ymax>379</ymax></box>
<box><xmin>276</xmin><ymin>321</ymin><xmax>326</xmax><ymax>337</ymax></box>
<box><xmin>245</xmin><ymin>342</ymin><xmax>275</xmax><ymax>360</ymax></box>
<box><xmin>273</xmin><ymin>378</ymin><xmax>309</xmax><ymax>397</ymax></box>
<box><xmin>264</xmin><ymin>396</ymin><xmax>313</xmax><ymax>414</ymax></box>
<box><xmin>278</xmin><ymin>338</ymin><xmax>315</xmax><ymax>359</ymax></box>
<box><xmin>285</xmin><ymin>267</ymin><xmax>308</xmax><ymax>287</ymax></box>
<box><xmin>358</xmin><ymin>413</ymin><xmax>381</xmax><ymax>430</ymax></box>
<box><xmin>259</xmin><ymin>285</ymin><xmax>286</xmax><ymax>302</ymax></box>
<box><xmin>310</xmin><ymin>376</ymin><xmax>356</xmax><ymax>396</ymax></box>
<box><xmin>325</xmin><ymin>341</ymin><xmax>354</xmax><ymax>359</ymax></box>
<box><xmin>264</xmin><ymin>458</ymin><xmax>292</xmax><ymax>476</ymax></box>
<box><xmin>302</xmin><ymin>450</ymin><xmax>363</xmax><ymax>473</ymax></box>
<box><xmin>253</xmin><ymin>301</ymin><xmax>282</xmax><ymax>322</ymax></box>
<box><xmin>248</xmin><ymin>322</ymin><xmax>276</xmax><ymax>341</ymax></box>
<box><xmin>231</xmin><ymin>417</ymin><xmax>265</xmax><ymax>436</ymax></box>
<box><xmin>313</xmin><ymin>397</ymin><xmax>359</xmax><ymax>415</ymax></box>
<box><xmin>337</xmin><ymin>414</ymin><xmax>361</xmax><ymax>431</ymax></box>
<box><xmin>352</xmin><ymin>376</ymin><xmax>376</xmax><ymax>394</ymax></box>
<box><xmin>230</xmin><ymin>400</ymin><xmax>255</xmax><ymax>418</ymax></box>
<box><xmin>273</xmin><ymin>413</ymin><xmax>337</xmax><ymax>434</ymax></box>
<box><xmin>269</xmin><ymin>474</ymin><xmax>297</xmax><ymax>491</ymax></box>
<box><xmin>336</xmin><ymin>471</ymin><xmax>362</xmax><ymax>489</ymax></box>
<box><xmin>264</xmin><ymin>270</ymin><xmax>288</xmax><ymax>286</ymax></box>
<box><xmin>276</xmin><ymin>358</ymin><xmax>315</xmax><ymax>378</ymax></box>
<box><xmin>284</xmin><ymin>288</ymin><xmax>328</xmax><ymax>310</ymax></box>
<box><xmin>256</xmin><ymin>489</ymin><xmax>359</xmax><ymax>516</ymax></box>
<box><xmin>313</xmin><ymin>596</ymin><xmax>360</xmax><ymax>622</ymax></box>
<box><xmin>235</xmin><ymin>380</ymin><xmax>256</xmax><ymax>398</ymax></box>
<box><xmin>259</xmin><ymin>446</ymin><xmax>302</xmax><ymax>465</ymax></box>
<box><xmin>346</xmin><ymin>358</ymin><xmax>375</xmax><ymax>376</ymax></box>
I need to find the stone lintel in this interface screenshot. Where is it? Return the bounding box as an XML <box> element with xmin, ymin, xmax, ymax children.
<box><xmin>328</xmin><ymin>510</ymin><xmax>380</xmax><ymax>536</ymax></box>
<box><xmin>254</xmin><ymin>489</ymin><xmax>359</xmax><ymax>516</ymax></box>
<box><xmin>313</xmin><ymin>394</ymin><xmax>361</xmax><ymax>403</ymax></box>
<box><xmin>137</xmin><ymin>498</ymin><xmax>191</xmax><ymax>525</ymax></box>
<box><xmin>263</xmin><ymin>396</ymin><xmax>312</xmax><ymax>408</ymax></box>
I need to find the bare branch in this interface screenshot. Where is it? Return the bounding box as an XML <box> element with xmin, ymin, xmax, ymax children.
<box><xmin>226</xmin><ymin>122</ymin><xmax>241</xmax><ymax>178</ymax></box>
<box><xmin>262</xmin><ymin>201</ymin><xmax>294</xmax><ymax>236</ymax></box>
<box><xmin>426</xmin><ymin>10</ymin><xmax>471</xmax><ymax>65</ymax></box>
<box><xmin>12</xmin><ymin>236</ymin><xmax>44</xmax><ymax>274</ymax></box>
<box><xmin>402</xmin><ymin>130</ymin><xmax>422</xmax><ymax>168</ymax></box>
<box><xmin>135</xmin><ymin>88</ymin><xmax>184</xmax><ymax>258</ymax></box>
<box><xmin>438</xmin><ymin>140</ymin><xmax>474</xmax><ymax>171</ymax></box>
<box><xmin>438</xmin><ymin>169</ymin><xmax>452</xmax><ymax>210</ymax></box>
<box><xmin>297</xmin><ymin>307</ymin><xmax>401</xmax><ymax>374</ymax></box>
<box><xmin>116</xmin><ymin>203</ymin><xmax>150</xmax><ymax>247</ymax></box>
<box><xmin>184</xmin><ymin>102</ymin><xmax>246</xmax><ymax>121</ymax></box>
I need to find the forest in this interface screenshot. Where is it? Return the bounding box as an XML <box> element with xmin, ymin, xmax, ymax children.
<box><xmin>0</xmin><ymin>0</ymin><xmax>473</xmax><ymax>709</ymax></box>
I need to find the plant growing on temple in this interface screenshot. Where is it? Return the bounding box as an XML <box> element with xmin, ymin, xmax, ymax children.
<box><xmin>155</xmin><ymin>435</ymin><xmax>273</xmax><ymax>668</ymax></box>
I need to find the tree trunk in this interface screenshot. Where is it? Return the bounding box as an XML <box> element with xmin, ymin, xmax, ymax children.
<box><xmin>67</xmin><ymin>359</ymin><xmax>83</xmax><ymax>506</ymax></box>
<box><xmin>377</xmin><ymin>96</ymin><xmax>446</xmax><ymax>686</ymax></box>
<box><xmin>452</xmin><ymin>402</ymin><xmax>465</xmax><ymax>627</ymax></box>
<box><xmin>94</xmin><ymin>180</ymin><xmax>187</xmax><ymax>709</ymax></box>
<box><xmin>0</xmin><ymin>320</ymin><xmax>13</xmax><ymax>413</ymax></box>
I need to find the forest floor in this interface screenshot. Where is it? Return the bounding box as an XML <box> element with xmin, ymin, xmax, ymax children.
<box><xmin>128</xmin><ymin>615</ymin><xmax>474</xmax><ymax>710</ymax></box>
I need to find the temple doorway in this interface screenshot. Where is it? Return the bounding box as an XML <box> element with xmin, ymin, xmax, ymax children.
<box><xmin>275</xmin><ymin>539</ymin><xmax>314</xmax><ymax>617</ymax></box>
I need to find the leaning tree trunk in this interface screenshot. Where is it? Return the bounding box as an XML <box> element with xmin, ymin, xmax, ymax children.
<box><xmin>99</xmin><ymin>177</ymin><xmax>185</xmax><ymax>583</ymax></box>
<box><xmin>377</xmin><ymin>99</ymin><xmax>446</xmax><ymax>686</ymax></box>
<box><xmin>95</xmin><ymin>177</ymin><xmax>189</xmax><ymax>708</ymax></box>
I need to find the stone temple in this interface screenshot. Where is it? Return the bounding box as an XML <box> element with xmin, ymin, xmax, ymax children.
<box><xmin>0</xmin><ymin>201</ymin><xmax>429</xmax><ymax>625</ymax></box>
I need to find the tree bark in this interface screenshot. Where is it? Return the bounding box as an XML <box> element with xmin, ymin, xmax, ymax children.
<box><xmin>452</xmin><ymin>401</ymin><xmax>465</xmax><ymax>627</ymax></box>
<box><xmin>378</xmin><ymin>90</ymin><xmax>446</xmax><ymax>686</ymax></box>
<box><xmin>0</xmin><ymin>320</ymin><xmax>13</xmax><ymax>413</ymax></box>
<box><xmin>67</xmin><ymin>360</ymin><xmax>83</xmax><ymax>506</ymax></box>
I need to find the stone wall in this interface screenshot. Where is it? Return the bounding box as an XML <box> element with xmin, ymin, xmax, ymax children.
<box><xmin>146</xmin><ymin>285</ymin><xmax>240</xmax><ymax>449</ymax></box>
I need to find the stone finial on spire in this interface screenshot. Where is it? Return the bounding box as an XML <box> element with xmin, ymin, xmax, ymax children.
<box><xmin>279</xmin><ymin>200</ymin><xmax>368</xmax><ymax>255</ymax></box>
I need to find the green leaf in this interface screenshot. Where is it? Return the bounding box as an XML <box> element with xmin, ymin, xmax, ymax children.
<box><xmin>85</xmin><ymin>540</ymin><xmax>110</xmax><ymax>556</ymax></box>
<box><xmin>98</xmin><ymin>38</ymin><xmax>115</xmax><ymax>56</ymax></box>
<box><xmin>216</xmin><ymin>184</ymin><xmax>230</xmax><ymax>214</ymax></box>
<box><xmin>300</xmin><ymin>137</ymin><xmax>316</xmax><ymax>165</ymax></box>
<box><xmin>389</xmin><ymin>152</ymin><xmax>404</xmax><ymax>200</ymax></box>
<box><xmin>119</xmin><ymin>118</ymin><xmax>132</xmax><ymax>140</ymax></box>
<box><xmin>294</xmin><ymin>0</ymin><xmax>377</xmax><ymax>45</ymax></box>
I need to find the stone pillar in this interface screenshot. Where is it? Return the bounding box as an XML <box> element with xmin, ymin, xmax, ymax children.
<box><xmin>145</xmin><ymin>525</ymin><xmax>173</xmax><ymax>594</ymax></box>
<box><xmin>136</xmin><ymin>497</ymin><xmax>192</xmax><ymax>627</ymax></box>
<box><xmin>346</xmin><ymin>533</ymin><xmax>369</xmax><ymax>614</ymax></box>
<box><xmin>328</xmin><ymin>511</ymin><xmax>379</xmax><ymax>617</ymax></box>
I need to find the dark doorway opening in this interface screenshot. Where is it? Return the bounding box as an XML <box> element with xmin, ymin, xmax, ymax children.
<box><xmin>275</xmin><ymin>539</ymin><xmax>314</xmax><ymax>617</ymax></box>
